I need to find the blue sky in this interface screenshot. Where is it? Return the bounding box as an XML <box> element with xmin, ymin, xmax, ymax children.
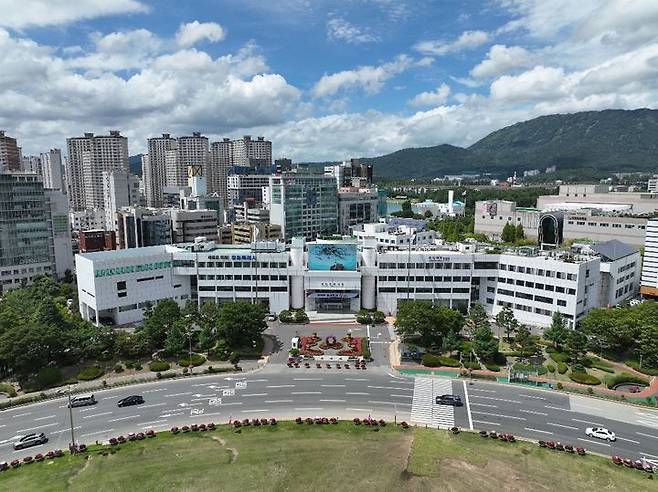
<box><xmin>1</xmin><ymin>0</ymin><xmax>657</xmax><ymax>161</ymax></box>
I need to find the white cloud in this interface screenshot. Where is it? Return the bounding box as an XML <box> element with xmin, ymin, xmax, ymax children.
<box><xmin>490</xmin><ymin>66</ymin><xmax>567</xmax><ymax>102</ymax></box>
<box><xmin>175</xmin><ymin>21</ymin><xmax>226</xmax><ymax>48</ymax></box>
<box><xmin>0</xmin><ymin>0</ymin><xmax>148</xmax><ymax>29</ymax></box>
<box><xmin>470</xmin><ymin>44</ymin><xmax>534</xmax><ymax>78</ymax></box>
<box><xmin>414</xmin><ymin>30</ymin><xmax>489</xmax><ymax>56</ymax></box>
<box><xmin>326</xmin><ymin>17</ymin><xmax>380</xmax><ymax>44</ymax></box>
<box><xmin>408</xmin><ymin>83</ymin><xmax>450</xmax><ymax>107</ymax></box>
<box><xmin>311</xmin><ymin>55</ymin><xmax>413</xmax><ymax>98</ymax></box>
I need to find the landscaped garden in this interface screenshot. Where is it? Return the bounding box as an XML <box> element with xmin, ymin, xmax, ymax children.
<box><xmin>296</xmin><ymin>333</ymin><xmax>367</xmax><ymax>358</ymax></box>
<box><xmin>1</xmin><ymin>422</ymin><xmax>654</xmax><ymax>491</ymax></box>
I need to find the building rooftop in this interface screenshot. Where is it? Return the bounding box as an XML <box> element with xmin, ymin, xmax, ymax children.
<box><xmin>591</xmin><ymin>240</ymin><xmax>639</xmax><ymax>262</ymax></box>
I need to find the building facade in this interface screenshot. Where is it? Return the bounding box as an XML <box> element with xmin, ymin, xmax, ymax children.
<box><xmin>536</xmin><ymin>185</ymin><xmax>658</xmax><ymax>215</ymax></box>
<box><xmin>40</xmin><ymin>149</ymin><xmax>64</xmax><ymax>191</ymax></box>
<box><xmin>168</xmin><ymin>209</ymin><xmax>218</xmax><ymax>243</ymax></box>
<box><xmin>227</xmin><ymin>174</ymin><xmax>271</xmax><ymax>205</ymax></box>
<box><xmin>76</xmin><ymin>237</ymin><xmax>639</xmax><ymax>327</ymax></box>
<box><xmin>641</xmin><ymin>218</ymin><xmax>658</xmax><ymax>298</ymax></box>
<box><xmin>117</xmin><ymin>207</ymin><xmax>172</xmax><ymax>249</ymax></box>
<box><xmin>337</xmin><ymin>188</ymin><xmax>380</xmax><ymax>235</ymax></box>
<box><xmin>0</xmin><ymin>130</ymin><xmax>21</xmax><ymax>171</ymax></box>
<box><xmin>143</xmin><ymin>134</ymin><xmax>176</xmax><ymax>207</ymax></box>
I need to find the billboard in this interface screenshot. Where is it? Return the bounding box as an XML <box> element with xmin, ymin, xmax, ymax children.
<box><xmin>308</xmin><ymin>243</ymin><xmax>357</xmax><ymax>271</ymax></box>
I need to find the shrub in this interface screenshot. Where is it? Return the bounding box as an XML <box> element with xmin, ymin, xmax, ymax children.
<box><xmin>0</xmin><ymin>383</ymin><xmax>17</xmax><ymax>398</ymax></box>
<box><xmin>279</xmin><ymin>310</ymin><xmax>293</xmax><ymax>323</ymax></box>
<box><xmin>35</xmin><ymin>367</ymin><xmax>63</xmax><ymax>389</ymax></box>
<box><xmin>149</xmin><ymin>360</ymin><xmax>170</xmax><ymax>372</ymax></box>
<box><xmin>372</xmin><ymin>311</ymin><xmax>386</xmax><ymax>324</ymax></box>
<box><xmin>513</xmin><ymin>362</ymin><xmax>548</xmax><ymax>376</ymax></box>
<box><xmin>178</xmin><ymin>354</ymin><xmax>206</xmax><ymax>367</ymax></box>
<box><xmin>605</xmin><ymin>373</ymin><xmax>649</xmax><ymax>389</ymax></box>
<box><xmin>293</xmin><ymin>309</ymin><xmax>309</xmax><ymax>323</ymax></box>
<box><xmin>77</xmin><ymin>366</ymin><xmax>104</xmax><ymax>381</ymax></box>
<box><xmin>625</xmin><ymin>359</ymin><xmax>658</xmax><ymax>376</ymax></box>
<box><xmin>356</xmin><ymin>309</ymin><xmax>373</xmax><ymax>325</ymax></box>
<box><xmin>550</xmin><ymin>352</ymin><xmax>571</xmax><ymax>363</ymax></box>
<box><xmin>569</xmin><ymin>371</ymin><xmax>601</xmax><ymax>385</ymax></box>
<box><xmin>422</xmin><ymin>354</ymin><xmax>461</xmax><ymax>367</ymax></box>
<box><xmin>114</xmin><ymin>363</ymin><xmax>124</xmax><ymax>373</ymax></box>
<box><xmin>485</xmin><ymin>363</ymin><xmax>501</xmax><ymax>372</ymax></box>
<box><xmin>361</xmin><ymin>339</ymin><xmax>371</xmax><ymax>359</ymax></box>
<box><xmin>556</xmin><ymin>382</ymin><xmax>563</xmax><ymax>390</ymax></box>
<box><xmin>464</xmin><ymin>361</ymin><xmax>481</xmax><ymax>370</ymax></box>
<box><xmin>134</xmin><ymin>363</ymin><xmax>143</xmax><ymax>371</ymax></box>
<box><xmin>438</xmin><ymin>356</ymin><xmax>461</xmax><ymax>368</ymax></box>
<box><xmin>557</xmin><ymin>362</ymin><xmax>568</xmax><ymax>374</ymax></box>
<box><xmin>545</xmin><ymin>363</ymin><xmax>556</xmax><ymax>373</ymax></box>
<box><xmin>124</xmin><ymin>360</ymin><xmax>135</xmax><ymax>369</ymax></box>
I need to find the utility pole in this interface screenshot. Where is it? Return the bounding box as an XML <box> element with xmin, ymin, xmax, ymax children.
<box><xmin>67</xmin><ymin>386</ymin><xmax>77</xmax><ymax>453</ymax></box>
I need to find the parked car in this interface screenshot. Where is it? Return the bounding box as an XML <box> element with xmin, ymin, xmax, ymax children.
<box><xmin>266</xmin><ymin>313</ymin><xmax>278</xmax><ymax>322</ymax></box>
<box><xmin>117</xmin><ymin>395</ymin><xmax>145</xmax><ymax>407</ymax></box>
<box><xmin>585</xmin><ymin>427</ymin><xmax>616</xmax><ymax>441</ymax></box>
<box><xmin>68</xmin><ymin>394</ymin><xmax>97</xmax><ymax>408</ymax></box>
<box><xmin>435</xmin><ymin>394</ymin><xmax>463</xmax><ymax>407</ymax></box>
<box><xmin>13</xmin><ymin>433</ymin><xmax>48</xmax><ymax>450</ymax></box>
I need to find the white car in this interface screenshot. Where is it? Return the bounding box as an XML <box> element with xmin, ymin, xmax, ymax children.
<box><xmin>585</xmin><ymin>427</ymin><xmax>616</xmax><ymax>442</ymax></box>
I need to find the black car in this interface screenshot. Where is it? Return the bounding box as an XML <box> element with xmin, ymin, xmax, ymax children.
<box><xmin>14</xmin><ymin>433</ymin><xmax>48</xmax><ymax>450</ymax></box>
<box><xmin>117</xmin><ymin>395</ymin><xmax>145</xmax><ymax>407</ymax></box>
<box><xmin>435</xmin><ymin>394</ymin><xmax>463</xmax><ymax>407</ymax></box>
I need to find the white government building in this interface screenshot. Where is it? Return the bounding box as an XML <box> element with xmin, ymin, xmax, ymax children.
<box><xmin>76</xmin><ymin>236</ymin><xmax>640</xmax><ymax>329</ymax></box>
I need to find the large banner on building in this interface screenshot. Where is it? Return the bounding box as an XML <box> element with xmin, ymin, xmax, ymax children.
<box><xmin>308</xmin><ymin>243</ymin><xmax>357</xmax><ymax>271</ymax></box>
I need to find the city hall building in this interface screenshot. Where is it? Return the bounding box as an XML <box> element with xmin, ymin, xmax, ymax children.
<box><xmin>76</xmin><ymin>237</ymin><xmax>640</xmax><ymax>328</ymax></box>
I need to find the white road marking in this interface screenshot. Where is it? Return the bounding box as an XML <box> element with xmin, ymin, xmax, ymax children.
<box><xmin>345</xmin><ymin>392</ymin><xmax>369</xmax><ymax>396</ymax></box>
<box><xmin>520</xmin><ymin>394</ymin><xmax>546</xmax><ymax>400</ymax></box>
<box><xmin>294</xmin><ymin>408</ymin><xmax>324</xmax><ymax>411</ymax></box>
<box><xmin>545</xmin><ymin>405</ymin><xmax>572</xmax><ymax>412</ymax></box>
<box><xmin>637</xmin><ymin>432</ymin><xmax>658</xmax><ymax>440</ymax></box>
<box><xmin>140</xmin><ymin>403</ymin><xmax>167</xmax><ymax>409</ymax></box>
<box><xmin>50</xmin><ymin>427</ymin><xmax>81</xmax><ymax>435</ymax></box>
<box><xmin>470</xmin><ymin>395</ymin><xmax>521</xmax><ymax>404</ymax></box>
<box><xmin>108</xmin><ymin>415</ymin><xmax>140</xmax><ymax>422</ymax></box>
<box><xmin>321</xmin><ymin>384</ymin><xmax>345</xmax><ymax>388</ymax></box>
<box><xmin>319</xmin><ymin>399</ymin><xmax>346</xmax><ymax>403</ymax></box>
<box><xmin>241</xmin><ymin>409</ymin><xmax>268</xmax><ymax>413</ymax></box>
<box><xmin>368</xmin><ymin>386</ymin><xmax>413</xmax><ymax>391</ymax></box>
<box><xmin>33</xmin><ymin>415</ymin><xmax>56</xmax><ymax>421</ymax></box>
<box><xmin>577</xmin><ymin>437</ymin><xmax>610</xmax><ymax>447</ymax></box>
<box><xmin>525</xmin><ymin>427</ymin><xmax>553</xmax><ymax>435</ymax></box>
<box><xmin>641</xmin><ymin>452</ymin><xmax>658</xmax><ymax>459</ymax></box>
<box><xmin>267</xmin><ymin>385</ymin><xmax>294</xmax><ymax>388</ymax></box>
<box><xmin>291</xmin><ymin>391</ymin><xmax>322</xmax><ymax>395</ymax></box>
<box><xmin>241</xmin><ymin>393</ymin><xmax>268</xmax><ymax>397</ymax></box>
<box><xmin>263</xmin><ymin>400</ymin><xmax>293</xmax><ymax>404</ymax></box>
<box><xmin>463</xmin><ymin>380</ymin><xmax>473</xmax><ymax>431</ymax></box>
<box><xmin>164</xmin><ymin>392</ymin><xmax>192</xmax><ymax>398</ymax></box>
<box><xmin>471</xmin><ymin>412</ymin><xmax>526</xmax><ymax>421</ymax></box>
<box><xmin>519</xmin><ymin>409</ymin><xmax>548</xmax><ymax>416</ymax></box>
<box><xmin>220</xmin><ymin>402</ymin><xmax>243</xmax><ymax>406</ymax></box>
<box><xmin>389</xmin><ymin>394</ymin><xmax>413</xmax><ymax>399</ymax></box>
<box><xmin>243</xmin><ymin>379</ymin><xmax>268</xmax><ymax>383</ymax></box>
<box><xmin>346</xmin><ymin>408</ymin><xmax>372</xmax><ymax>412</ymax></box>
<box><xmin>473</xmin><ymin>420</ymin><xmax>500</xmax><ymax>426</ymax></box>
<box><xmin>546</xmin><ymin>422</ymin><xmax>578</xmax><ymax>430</ymax></box>
<box><xmin>617</xmin><ymin>437</ymin><xmax>640</xmax><ymax>444</ymax></box>
<box><xmin>81</xmin><ymin>429</ymin><xmax>114</xmax><ymax>438</ymax></box>
<box><xmin>572</xmin><ymin>418</ymin><xmax>604</xmax><ymax>426</ymax></box>
<box><xmin>294</xmin><ymin>378</ymin><xmax>322</xmax><ymax>381</ymax></box>
<box><xmin>345</xmin><ymin>378</ymin><xmax>369</xmax><ymax>382</ymax></box>
<box><xmin>12</xmin><ymin>412</ymin><xmax>32</xmax><ymax>418</ymax></box>
<box><xmin>470</xmin><ymin>388</ymin><xmax>495</xmax><ymax>393</ymax></box>
<box><xmin>17</xmin><ymin>422</ymin><xmax>59</xmax><ymax>432</ymax></box>
<box><xmin>368</xmin><ymin>401</ymin><xmax>411</xmax><ymax>407</ymax></box>
<box><xmin>470</xmin><ymin>403</ymin><xmax>497</xmax><ymax>408</ymax></box>
<box><xmin>142</xmin><ymin>388</ymin><xmax>167</xmax><ymax>393</ymax></box>
<box><xmin>82</xmin><ymin>412</ymin><xmax>113</xmax><ymax>419</ymax></box>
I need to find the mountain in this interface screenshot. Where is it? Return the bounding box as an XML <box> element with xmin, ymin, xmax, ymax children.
<box><xmin>357</xmin><ymin>109</ymin><xmax>658</xmax><ymax>179</ymax></box>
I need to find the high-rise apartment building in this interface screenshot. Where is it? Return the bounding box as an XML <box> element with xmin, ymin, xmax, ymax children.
<box><xmin>21</xmin><ymin>155</ymin><xmax>41</xmax><ymax>175</ymax></box>
<box><xmin>0</xmin><ymin>130</ymin><xmax>21</xmax><ymax>171</ymax></box>
<box><xmin>163</xmin><ymin>133</ymin><xmax>209</xmax><ymax>188</ymax></box>
<box><xmin>40</xmin><ymin>148</ymin><xmax>65</xmax><ymax>191</ymax></box>
<box><xmin>66</xmin><ymin>131</ymin><xmax>129</xmax><ymax>210</ymax></box>
<box><xmin>269</xmin><ymin>174</ymin><xmax>338</xmax><ymax>240</ymax></box>
<box><xmin>0</xmin><ymin>172</ymin><xmax>73</xmax><ymax>291</ymax></box>
<box><xmin>103</xmin><ymin>170</ymin><xmax>141</xmax><ymax>232</ymax></box>
<box><xmin>209</xmin><ymin>138</ymin><xmax>231</xmax><ymax>206</ymax></box>
<box><xmin>232</xmin><ymin>135</ymin><xmax>272</xmax><ymax>167</ymax></box>
<box><xmin>143</xmin><ymin>133</ymin><xmax>176</xmax><ymax>207</ymax></box>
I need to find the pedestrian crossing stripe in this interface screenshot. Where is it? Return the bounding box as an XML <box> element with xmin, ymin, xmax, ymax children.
<box><xmin>410</xmin><ymin>377</ymin><xmax>455</xmax><ymax>428</ymax></box>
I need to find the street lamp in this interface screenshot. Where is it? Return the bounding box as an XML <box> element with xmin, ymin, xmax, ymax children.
<box><xmin>67</xmin><ymin>386</ymin><xmax>77</xmax><ymax>454</ymax></box>
<box><xmin>406</xmin><ymin>232</ymin><xmax>417</xmax><ymax>300</ymax></box>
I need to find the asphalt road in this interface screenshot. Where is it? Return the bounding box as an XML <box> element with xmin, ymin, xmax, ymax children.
<box><xmin>1</xmin><ymin>320</ymin><xmax>657</xmax><ymax>465</ymax></box>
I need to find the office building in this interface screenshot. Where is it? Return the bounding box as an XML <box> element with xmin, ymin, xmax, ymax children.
<box><xmin>325</xmin><ymin>159</ymin><xmax>373</xmax><ymax>188</ymax></box>
<box><xmin>234</xmin><ymin>202</ymin><xmax>270</xmax><ymax>224</ymax></box>
<box><xmin>641</xmin><ymin>218</ymin><xmax>658</xmax><ymax>298</ymax></box>
<box><xmin>40</xmin><ymin>149</ymin><xmax>65</xmax><ymax>191</ymax></box>
<box><xmin>21</xmin><ymin>155</ymin><xmax>41</xmax><ymax>174</ymax></box>
<box><xmin>227</xmin><ymin>174</ymin><xmax>271</xmax><ymax>205</ymax></box>
<box><xmin>275</xmin><ymin>158</ymin><xmax>292</xmax><ymax>174</ymax></box>
<box><xmin>351</xmin><ymin>220</ymin><xmax>438</xmax><ymax>249</ymax></box>
<box><xmin>79</xmin><ymin>229</ymin><xmax>117</xmax><ymax>253</ymax></box>
<box><xmin>69</xmin><ymin>209</ymin><xmax>106</xmax><ymax>232</ymax></box>
<box><xmin>103</xmin><ymin>170</ymin><xmax>141</xmax><ymax>232</ymax></box>
<box><xmin>0</xmin><ymin>131</ymin><xmax>21</xmax><ymax>171</ymax></box>
<box><xmin>269</xmin><ymin>174</ymin><xmax>338</xmax><ymax>240</ymax></box>
<box><xmin>337</xmin><ymin>188</ymin><xmax>380</xmax><ymax>235</ymax></box>
<box><xmin>0</xmin><ymin>172</ymin><xmax>73</xmax><ymax>291</ymax></box>
<box><xmin>647</xmin><ymin>176</ymin><xmax>658</xmax><ymax>193</ymax></box>
<box><xmin>168</xmin><ymin>209</ymin><xmax>219</xmax><ymax>243</ymax></box>
<box><xmin>536</xmin><ymin>184</ymin><xmax>658</xmax><ymax>215</ymax></box>
<box><xmin>66</xmin><ymin>131</ymin><xmax>129</xmax><ymax>210</ymax></box>
<box><xmin>117</xmin><ymin>207</ymin><xmax>172</xmax><ymax>249</ymax></box>
<box><xmin>76</xmin><ymin>237</ymin><xmax>638</xmax><ymax>327</ymax></box>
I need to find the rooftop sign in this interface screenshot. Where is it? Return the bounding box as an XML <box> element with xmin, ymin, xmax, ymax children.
<box><xmin>95</xmin><ymin>261</ymin><xmax>171</xmax><ymax>278</ymax></box>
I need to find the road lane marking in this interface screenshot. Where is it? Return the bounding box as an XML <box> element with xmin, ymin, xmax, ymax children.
<box><xmin>294</xmin><ymin>378</ymin><xmax>323</xmax><ymax>381</ymax></box>
<box><xmin>525</xmin><ymin>427</ymin><xmax>553</xmax><ymax>435</ymax></box>
<box><xmin>471</xmin><ymin>412</ymin><xmax>526</xmax><ymax>421</ymax></box>
<box><xmin>12</xmin><ymin>412</ymin><xmax>32</xmax><ymax>418</ymax></box>
<box><xmin>294</xmin><ymin>408</ymin><xmax>323</xmax><ymax>411</ymax></box>
<box><xmin>545</xmin><ymin>405</ymin><xmax>572</xmax><ymax>412</ymax></box>
<box><xmin>291</xmin><ymin>391</ymin><xmax>322</xmax><ymax>395</ymax></box>
<box><xmin>51</xmin><ymin>427</ymin><xmax>81</xmax><ymax>435</ymax></box>
<box><xmin>346</xmin><ymin>408</ymin><xmax>372</xmax><ymax>412</ymax></box>
<box><xmin>267</xmin><ymin>385</ymin><xmax>294</xmax><ymax>388</ymax></box>
<box><xmin>519</xmin><ymin>409</ymin><xmax>548</xmax><ymax>416</ymax></box>
<box><xmin>138</xmin><ymin>420</ymin><xmax>168</xmax><ymax>427</ymax></box>
<box><xmin>577</xmin><ymin>437</ymin><xmax>610</xmax><ymax>447</ymax></box>
<box><xmin>572</xmin><ymin>418</ymin><xmax>604</xmax><ymax>426</ymax></box>
<box><xmin>82</xmin><ymin>412</ymin><xmax>113</xmax><ymax>419</ymax></box>
<box><xmin>345</xmin><ymin>378</ymin><xmax>369</xmax><ymax>381</ymax></box>
<box><xmin>463</xmin><ymin>380</ymin><xmax>473</xmax><ymax>431</ymax></box>
<box><xmin>546</xmin><ymin>422</ymin><xmax>578</xmax><ymax>430</ymax></box>
<box><xmin>319</xmin><ymin>399</ymin><xmax>346</xmax><ymax>403</ymax></box>
<box><xmin>81</xmin><ymin>429</ymin><xmax>114</xmax><ymax>438</ymax></box>
<box><xmin>243</xmin><ymin>379</ymin><xmax>268</xmax><ymax>383</ymax></box>
<box><xmin>520</xmin><ymin>394</ymin><xmax>546</xmax><ymax>400</ymax></box>
<box><xmin>470</xmin><ymin>388</ymin><xmax>495</xmax><ymax>393</ymax></box>
<box><xmin>617</xmin><ymin>437</ymin><xmax>640</xmax><ymax>444</ymax></box>
<box><xmin>321</xmin><ymin>384</ymin><xmax>346</xmax><ymax>388</ymax></box>
<box><xmin>164</xmin><ymin>392</ymin><xmax>192</xmax><ymax>398</ymax></box>
<box><xmin>17</xmin><ymin>422</ymin><xmax>59</xmax><ymax>432</ymax></box>
<box><xmin>345</xmin><ymin>392</ymin><xmax>369</xmax><ymax>396</ymax></box>
<box><xmin>33</xmin><ymin>415</ymin><xmax>56</xmax><ymax>421</ymax></box>
<box><xmin>473</xmin><ymin>420</ymin><xmax>500</xmax><ymax>426</ymax></box>
<box><xmin>470</xmin><ymin>403</ymin><xmax>497</xmax><ymax>408</ymax></box>
<box><xmin>470</xmin><ymin>396</ymin><xmax>521</xmax><ymax>404</ymax></box>
<box><xmin>263</xmin><ymin>400</ymin><xmax>293</xmax><ymax>404</ymax></box>
<box><xmin>220</xmin><ymin>402</ymin><xmax>242</xmax><ymax>406</ymax></box>
<box><xmin>141</xmin><ymin>403</ymin><xmax>167</xmax><ymax>409</ymax></box>
<box><xmin>142</xmin><ymin>388</ymin><xmax>167</xmax><ymax>393</ymax></box>
<box><xmin>241</xmin><ymin>393</ymin><xmax>268</xmax><ymax>397</ymax></box>
<box><xmin>389</xmin><ymin>394</ymin><xmax>413</xmax><ymax>399</ymax></box>
<box><xmin>368</xmin><ymin>386</ymin><xmax>413</xmax><ymax>391</ymax></box>
<box><xmin>108</xmin><ymin>415</ymin><xmax>140</xmax><ymax>422</ymax></box>
<box><xmin>368</xmin><ymin>401</ymin><xmax>411</xmax><ymax>407</ymax></box>
<box><xmin>241</xmin><ymin>409</ymin><xmax>269</xmax><ymax>413</ymax></box>
<box><xmin>636</xmin><ymin>432</ymin><xmax>658</xmax><ymax>440</ymax></box>
<box><xmin>641</xmin><ymin>452</ymin><xmax>658</xmax><ymax>459</ymax></box>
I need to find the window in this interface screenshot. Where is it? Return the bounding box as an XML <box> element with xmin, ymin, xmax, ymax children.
<box><xmin>557</xmin><ymin>299</ymin><xmax>567</xmax><ymax>307</ymax></box>
<box><xmin>118</xmin><ymin>292</ymin><xmax>127</xmax><ymax>298</ymax></box>
<box><xmin>117</xmin><ymin>281</ymin><xmax>126</xmax><ymax>290</ymax></box>
<box><xmin>534</xmin><ymin>295</ymin><xmax>553</xmax><ymax>304</ymax></box>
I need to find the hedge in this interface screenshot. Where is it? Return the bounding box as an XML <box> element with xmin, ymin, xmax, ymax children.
<box><xmin>545</xmin><ymin>363</ymin><xmax>556</xmax><ymax>373</ymax></box>
<box><xmin>550</xmin><ymin>352</ymin><xmax>571</xmax><ymax>363</ymax></box>
<box><xmin>569</xmin><ymin>370</ymin><xmax>601</xmax><ymax>386</ymax></box>
<box><xmin>77</xmin><ymin>366</ymin><xmax>104</xmax><ymax>381</ymax></box>
<box><xmin>421</xmin><ymin>354</ymin><xmax>442</xmax><ymax>367</ymax></box>
<box><xmin>557</xmin><ymin>362</ymin><xmax>568</xmax><ymax>374</ymax></box>
<box><xmin>178</xmin><ymin>354</ymin><xmax>206</xmax><ymax>367</ymax></box>
<box><xmin>625</xmin><ymin>359</ymin><xmax>658</xmax><ymax>376</ymax></box>
<box><xmin>464</xmin><ymin>361</ymin><xmax>481</xmax><ymax>370</ymax></box>
<box><xmin>0</xmin><ymin>383</ymin><xmax>17</xmax><ymax>398</ymax></box>
<box><xmin>35</xmin><ymin>367</ymin><xmax>63</xmax><ymax>389</ymax></box>
<box><xmin>605</xmin><ymin>373</ymin><xmax>649</xmax><ymax>389</ymax></box>
<box><xmin>149</xmin><ymin>360</ymin><xmax>171</xmax><ymax>372</ymax></box>
<box><xmin>485</xmin><ymin>363</ymin><xmax>501</xmax><ymax>372</ymax></box>
<box><xmin>438</xmin><ymin>356</ymin><xmax>461</xmax><ymax>367</ymax></box>
<box><xmin>114</xmin><ymin>363</ymin><xmax>124</xmax><ymax>373</ymax></box>
<box><xmin>513</xmin><ymin>362</ymin><xmax>548</xmax><ymax>375</ymax></box>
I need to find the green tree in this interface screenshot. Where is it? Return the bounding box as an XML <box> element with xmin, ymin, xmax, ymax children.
<box><xmin>544</xmin><ymin>312</ymin><xmax>569</xmax><ymax>350</ymax></box>
<box><xmin>465</xmin><ymin>302</ymin><xmax>489</xmax><ymax>338</ymax></box>
<box><xmin>198</xmin><ymin>324</ymin><xmax>216</xmax><ymax>355</ymax></box>
<box><xmin>514</xmin><ymin>325</ymin><xmax>536</xmax><ymax>355</ymax></box>
<box><xmin>638</xmin><ymin>325</ymin><xmax>658</xmax><ymax>369</ymax></box>
<box><xmin>441</xmin><ymin>329</ymin><xmax>461</xmax><ymax>356</ymax></box>
<box><xmin>501</xmin><ymin>223</ymin><xmax>516</xmax><ymax>242</ymax></box>
<box><xmin>164</xmin><ymin>321</ymin><xmax>187</xmax><ymax>356</ymax></box>
<box><xmin>566</xmin><ymin>330</ymin><xmax>589</xmax><ymax>363</ymax></box>
<box><xmin>217</xmin><ymin>301</ymin><xmax>267</xmax><ymax>348</ymax></box>
<box><xmin>495</xmin><ymin>305</ymin><xmax>519</xmax><ymax>342</ymax></box>
<box><xmin>142</xmin><ymin>299</ymin><xmax>181</xmax><ymax>350</ymax></box>
<box><xmin>394</xmin><ymin>300</ymin><xmax>463</xmax><ymax>349</ymax></box>
<box><xmin>472</xmin><ymin>324</ymin><xmax>499</xmax><ymax>361</ymax></box>
<box><xmin>515</xmin><ymin>223</ymin><xmax>525</xmax><ymax>241</ymax></box>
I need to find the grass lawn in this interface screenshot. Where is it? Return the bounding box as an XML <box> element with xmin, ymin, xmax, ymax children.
<box><xmin>1</xmin><ymin>423</ymin><xmax>655</xmax><ymax>491</ymax></box>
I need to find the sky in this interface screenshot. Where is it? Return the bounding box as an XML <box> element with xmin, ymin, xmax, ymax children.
<box><xmin>1</xmin><ymin>0</ymin><xmax>658</xmax><ymax>161</ymax></box>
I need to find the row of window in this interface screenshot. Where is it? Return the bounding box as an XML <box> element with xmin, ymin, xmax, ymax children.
<box><xmin>378</xmin><ymin>276</ymin><xmax>471</xmax><ymax>282</ymax></box>
<box><xmin>198</xmin><ymin>274</ymin><xmax>288</xmax><ymax>281</ymax></box>
<box><xmin>495</xmin><ymin>288</ymin><xmax>567</xmax><ymax>306</ymax></box>
<box><xmin>491</xmin><ymin>278</ymin><xmax>577</xmax><ymax>295</ymax></box>
<box><xmin>378</xmin><ymin>262</ymin><xmax>471</xmax><ymax>270</ymax></box>
<box><xmin>567</xmin><ymin>220</ymin><xmax>645</xmax><ymax>230</ymax></box>
<box><xmin>489</xmin><ymin>299</ymin><xmax>568</xmax><ymax>318</ymax></box>
<box><xmin>379</xmin><ymin>287</ymin><xmax>470</xmax><ymax>294</ymax></box>
<box><xmin>499</xmin><ymin>264</ymin><xmax>578</xmax><ymax>280</ymax></box>
<box><xmin>198</xmin><ymin>285</ymin><xmax>288</xmax><ymax>292</ymax></box>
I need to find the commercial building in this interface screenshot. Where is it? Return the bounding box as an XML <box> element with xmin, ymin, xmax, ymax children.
<box><xmin>227</xmin><ymin>174</ymin><xmax>271</xmax><ymax>205</ymax></box>
<box><xmin>641</xmin><ymin>219</ymin><xmax>658</xmax><ymax>298</ymax></box>
<box><xmin>351</xmin><ymin>221</ymin><xmax>438</xmax><ymax>249</ymax></box>
<box><xmin>325</xmin><ymin>159</ymin><xmax>373</xmax><ymax>188</ymax></box>
<box><xmin>647</xmin><ymin>176</ymin><xmax>658</xmax><ymax>193</ymax></box>
<box><xmin>76</xmin><ymin>237</ymin><xmax>638</xmax><ymax>327</ymax></box>
<box><xmin>40</xmin><ymin>149</ymin><xmax>65</xmax><ymax>191</ymax></box>
<box><xmin>337</xmin><ymin>188</ymin><xmax>380</xmax><ymax>235</ymax></box>
<box><xmin>66</xmin><ymin>131</ymin><xmax>129</xmax><ymax>210</ymax></box>
<box><xmin>79</xmin><ymin>230</ymin><xmax>117</xmax><ymax>253</ymax></box>
<box><xmin>414</xmin><ymin>191</ymin><xmax>465</xmax><ymax>218</ymax></box>
<box><xmin>269</xmin><ymin>174</ymin><xmax>338</xmax><ymax>240</ymax></box>
<box><xmin>103</xmin><ymin>170</ymin><xmax>141</xmax><ymax>232</ymax></box>
<box><xmin>218</xmin><ymin>223</ymin><xmax>283</xmax><ymax>244</ymax></box>
<box><xmin>168</xmin><ymin>209</ymin><xmax>218</xmax><ymax>243</ymax></box>
<box><xmin>234</xmin><ymin>202</ymin><xmax>270</xmax><ymax>224</ymax></box>
<box><xmin>21</xmin><ymin>155</ymin><xmax>41</xmax><ymax>174</ymax></box>
<box><xmin>116</xmin><ymin>207</ymin><xmax>172</xmax><ymax>249</ymax></box>
<box><xmin>0</xmin><ymin>130</ymin><xmax>21</xmax><ymax>171</ymax></box>
<box><xmin>0</xmin><ymin>172</ymin><xmax>73</xmax><ymax>291</ymax></box>
<box><xmin>536</xmin><ymin>184</ymin><xmax>658</xmax><ymax>215</ymax></box>
<box><xmin>69</xmin><ymin>209</ymin><xmax>106</xmax><ymax>232</ymax></box>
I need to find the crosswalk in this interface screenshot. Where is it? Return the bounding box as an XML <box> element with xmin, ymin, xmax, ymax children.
<box><xmin>410</xmin><ymin>377</ymin><xmax>455</xmax><ymax>428</ymax></box>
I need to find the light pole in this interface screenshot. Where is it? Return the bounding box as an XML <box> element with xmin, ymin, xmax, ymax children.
<box><xmin>406</xmin><ymin>233</ymin><xmax>417</xmax><ymax>300</ymax></box>
<box><xmin>67</xmin><ymin>386</ymin><xmax>77</xmax><ymax>453</ymax></box>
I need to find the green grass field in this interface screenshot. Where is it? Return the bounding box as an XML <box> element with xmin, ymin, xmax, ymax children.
<box><xmin>0</xmin><ymin>422</ymin><xmax>654</xmax><ymax>491</ymax></box>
